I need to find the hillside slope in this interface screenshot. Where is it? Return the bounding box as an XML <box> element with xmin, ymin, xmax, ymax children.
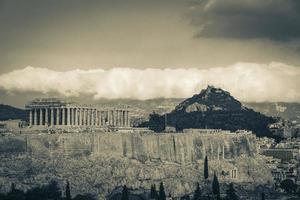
<box><xmin>0</xmin><ymin>104</ymin><xmax>27</xmax><ymax>121</ymax></box>
<box><xmin>146</xmin><ymin>86</ymin><xmax>277</xmax><ymax>138</ymax></box>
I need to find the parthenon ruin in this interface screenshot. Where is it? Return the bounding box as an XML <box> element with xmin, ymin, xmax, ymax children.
<box><xmin>25</xmin><ymin>98</ymin><xmax>130</xmax><ymax>128</ymax></box>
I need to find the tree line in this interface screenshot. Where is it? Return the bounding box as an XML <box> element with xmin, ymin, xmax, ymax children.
<box><xmin>0</xmin><ymin>180</ymin><xmax>96</xmax><ymax>200</ymax></box>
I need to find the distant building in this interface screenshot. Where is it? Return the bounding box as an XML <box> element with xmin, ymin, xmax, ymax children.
<box><xmin>269</xmin><ymin>119</ymin><xmax>299</xmax><ymax>138</ymax></box>
<box><xmin>260</xmin><ymin>148</ymin><xmax>296</xmax><ymax>161</ymax></box>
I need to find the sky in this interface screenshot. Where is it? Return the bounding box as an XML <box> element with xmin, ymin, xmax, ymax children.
<box><xmin>0</xmin><ymin>0</ymin><xmax>300</xmax><ymax>106</ymax></box>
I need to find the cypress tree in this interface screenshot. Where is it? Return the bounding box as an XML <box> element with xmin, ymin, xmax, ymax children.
<box><xmin>121</xmin><ymin>185</ymin><xmax>129</xmax><ymax>200</ymax></box>
<box><xmin>261</xmin><ymin>192</ymin><xmax>265</xmax><ymax>200</ymax></box>
<box><xmin>150</xmin><ymin>184</ymin><xmax>158</xmax><ymax>199</ymax></box>
<box><xmin>193</xmin><ymin>182</ymin><xmax>202</xmax><ymax>200</ymax></box>
<box><xmin>66</xmin><ymin>181</ymin><xmax>71</xmax><ymax>200</ymax></box>
<box><xmin>159</xmin><ymin>182</ymin><xmax>166</xmax><ymax>200</ymax></box>
<box><xmin>10</xmin><ymin>183</ymin><xmax>16</xmax><ymax>193</ymax></box>
<box><xmin>212</xmin><ymin>173</ymin><xmax>220</xmax><ymax>200</ymax></box>
<box><xmin>204</xmin><ymin>156</ymin><xmax>209</xmax><ymax>180</ymax></box>
<box><xmin>150</xmin><ymin>185</ymin><xmax>154</xmax><ymax>198</ymax></box>
<box><xmin>226</xmin><ymin>183</ymin><xmax>238</xmax><ymax>200</ymax></box>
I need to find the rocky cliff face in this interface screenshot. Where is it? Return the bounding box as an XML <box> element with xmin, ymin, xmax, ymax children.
<box><xmin>0</xmin><ymin>132</ymin><xmax>272</xmax><ymax>199</ymax></box>
<box><xmin>1</xmin><ymin>132</ymin><xmax>257</xmax><ymax>162</ymax></box>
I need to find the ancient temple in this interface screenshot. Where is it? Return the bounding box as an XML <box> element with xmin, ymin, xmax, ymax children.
<box><xmin>25</xmin><ymin>98</ymin><xmax>130</xmax><ymax>128</ymax></box>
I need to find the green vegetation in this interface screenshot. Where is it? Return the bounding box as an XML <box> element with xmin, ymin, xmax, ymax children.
<box><xmin>121</xmin><ymin>185</ymin><xmax>129</xmax><ymax>200</ymax></box>
<box><xmin>212</xmin><ymin>174</ymin><xmax>220</xmax><ymax>200</ymax></box>
<box><xmin>280</xmin><ymin>179</ymin><xmax>297</xmax><ymax>194</ymax></box>
<box><xmin>204</xmin><ymin>156</ymin><xmax>209</xmax><ymax>180</ymax></box>
<box><xmin>150</xmin><ymin>184</ymin><xmax>158</xmax><ymax>199</ymax></box>
<box><xmin>159</xmin><ymin>182</ymin><xmax>166</xmax><ymax>200</ymax></box>
<box><xmin>0</xmin><ymin>181</ymin><xmax>96</xmax><ymax>200</ymax></box>
<box><xmin>66</xmin><ymin>181</ymin><xmax>71</xmax><ymax>200</ymax></box>
<box><xmin>193</xmin><ymin>183</ymin><xmax>202</xmax><ymax>200</ymax></box>
<box><xmin>225</xmin><ymin>183</ymin><xmax>238</xmax><ymax>200</ymax></box>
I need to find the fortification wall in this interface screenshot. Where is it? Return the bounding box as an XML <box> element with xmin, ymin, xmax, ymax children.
<box><xmin>0</xmin><ymin>132</ymin><xmax>257</xmax><ymax>163</ymax></box>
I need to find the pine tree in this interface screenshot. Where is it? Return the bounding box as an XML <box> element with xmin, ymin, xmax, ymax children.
<box><xmin>212</xmin><ymin>173</ymin><xmax>220</xmax><ymax>200</ymax></box>
<box><xmin>121</xmin><ymin>185</ymin><xmax>129</xmax><ymax>200</ymax></box>
<box><xmin>226</xmin><ymin>183</ymin><xmax>238</xmax><ymax>200</ymax></box>
<box><xmin>66</xmin><ymin>181</ymin><xmax>71</xmax><ymax>200</ymax></box>
<box><xmin>204</xmin><ymin>156</ymin><xmax>209</xmax><ymax>180</ymax></box>
<box><xmin>193</xmin><ymin>182</ymin><xmax>202</xmax><ymax>200</ymax></box>
<box><xmin>159</xmin><ymin>182</ymin><xmax>166</xmax><ymax>200</ymax></box>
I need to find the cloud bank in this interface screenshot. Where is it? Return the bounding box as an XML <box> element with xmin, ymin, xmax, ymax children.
<box><xmin>0</xmin><ymin>62</ymin><xmax>300</xmax><ymax>102</ymax></box>
<box><xmin>189</xmin><ymin>0</ymin><xmax>300</xmax><ymax>41</ymax></box>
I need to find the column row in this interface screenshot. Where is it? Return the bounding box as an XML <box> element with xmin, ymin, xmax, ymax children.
<box><xmin>29</xmin><ymin>108</ymin><xmax>130</xmax><ymax>127</ymax></box>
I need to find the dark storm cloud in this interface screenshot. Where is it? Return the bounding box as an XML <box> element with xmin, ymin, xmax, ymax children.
<box><xmin>189</xmin><ymin>0</ymin><xmax>300</xmax><ymax>41</ymax></box>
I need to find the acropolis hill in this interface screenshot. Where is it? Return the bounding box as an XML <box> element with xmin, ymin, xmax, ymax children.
<box><xmin>0</xmin><ymin>88</ymin><xmax>276</xmax><ymax>198</ymax></box>
<box><xmin>0</xmin><ymin>131</ymin><xmax>272</xmax><ymax>198</ymax></box>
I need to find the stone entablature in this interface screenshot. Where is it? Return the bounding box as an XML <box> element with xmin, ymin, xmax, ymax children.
<box><xmin>25</xmin><ymin>98</ymin><xmax>130</xmax><ymax>128</ymax></box>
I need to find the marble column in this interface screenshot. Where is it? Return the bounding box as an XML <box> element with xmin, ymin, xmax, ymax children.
<box><xmin>62</xmin><ymin>108</ymin><xmax>65</xmax><ymax>126</ymax></box>
<box><xmin>34</xmin><ymin>109</ymin><xmax>37</xmax><ymax>126</ymax></box>
<box><xmin>118</xmin><ymin>110</ymin><xmax>122</xmax><ymax>127</ymax></box>
<box><xmin>127</xmin><ymin>111</ymin><xmax>130</xmax><ymax>127</ymax></box>
<box><xmin>98</xmin><ymin>111</ymin><xmax>102</xmax><ymax>126</ymax></box>
<box><xmin>116</xmin><ymin>110</ymin><xmax>119</xmax><ymax>126</ymax></box>
<box><xmin>111</xmin><ymin>110</ymin><xmax>114</xmax><ymax>125</ymax></box>
<box><xmin>56</xmin><ymin>108</ymin><xmax>60</xmax><ymax>125</ymax></box>
<box><xmin>82</xmin><ymin>108</ymin><xmax>85</xmax><ymax>126</ymax></box>
<box><xmin>110</xmin><ymin>110</ymin><xmax>113</xmax><ymax>126</ymax></box>
<box><xmin>51</xmin><ymin>108</ymin><xmax>54</xmax><ymax>126</ymax></box>
<box><xmin>107</xmin><ymin>111</ymin><xmax>110</xmax><ymax>125</ymax></box>
<box><xmin>72</xmin><ymin>108</ymin><xmax>75</xmax><ymax>126</ymax></box>
<box><xmin>29</xmin><ymin>110</ymin><xmax>33</xmax><ymax>126</ymax></box>
<box><xmin>39</xmin><ymin>108</ymin><xmax>43</xmax><ymax>126</ymax></box>
<box><xmin>101</xmin><ymin>111</ymin><xmax>106</xmax><ymax>126</ymax></box>
<box><xmin>115</xmin><ymin>110</ymin><xmax>118</xmax><ymax>126</ymax></box>
<box><xmin>123</xmin><ymin>110</ymin><xmax>126</xmax><ymax>127</ymax></box>
<box><xmin>87</xmin><ymin>109</ymin><xmax>90</xmax><ymax>126</ymax></box>
<box><xmin>79</xmin><ymin>108</ymin><xmax>82</xmax><ymax>126</ymax></box>
<box><xmin>86</xmin><ymin>108</ymin><xmax>89</xmax><ymax>126</ymax></box>
<box><xmin>120</xmin><ymin>110</ymin><xmax>123</xmax><ymax>126</ymax></box>
<box><xmin>75</xmin><ymin>108</ymin><xmax>78</xmax><ymax>126</ymax></box>
<box><xmin>91</xmin><ymin>109</ymin><xmax>94</xmax><ymax>126</ymax></box>
<box><xmin>45</xmin><ymin>108</ymin><xmax>48</xmax><ymax>126</ymax></box>
<box><xmin>95</xmin><ymin>110</ymin><xmax>98</xmax><ymax>126</ymax></box>
<box><xmin>113</xmin><ymin>110</ymin><xmax>117</xmax><ymax>126</ymax></box>
<box><xmin>124</xmin><ymin>110</ymin><xmax>127</xmax><ymax>127</ymax></box>
<box><xmin>67</xmin><ymin>108</ymin><xmax>70</xmax><ymax>126</ymax></box>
